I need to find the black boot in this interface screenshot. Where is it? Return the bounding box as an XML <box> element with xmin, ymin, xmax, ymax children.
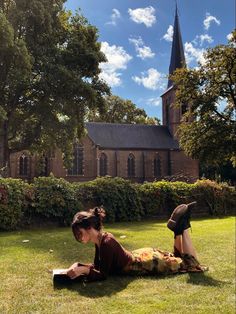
<box><xmin>181</xmin><ymin>201</ymin><xmax>197</xmax><ymax>232</ymax></box>
<box><xmin>167</xmin><ymin>201</ymin><xmax>197</xmax><ymax>237</ymax></box>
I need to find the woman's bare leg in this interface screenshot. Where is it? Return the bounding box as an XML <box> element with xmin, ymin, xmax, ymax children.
<box><xmin>182</xmin><ymin>229</ymin><xmax>197</xmax><ymax>259</ymax></box>
<box><xmin>174</xmin><ymin>235</ymin><xmax>183</xmax><ymax>255</ymax></box>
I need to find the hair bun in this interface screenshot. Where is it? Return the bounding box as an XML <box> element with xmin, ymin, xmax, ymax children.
<box><xmin>91</xmin><ymin>206</ymin><xmax>106</xmax><ymax>219</ymax></box>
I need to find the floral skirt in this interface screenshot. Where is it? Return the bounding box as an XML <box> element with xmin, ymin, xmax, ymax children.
<box><xmin>123</xmin><ymin>247</ymin><xmax>206</xmax><ymax>276</ymax></box>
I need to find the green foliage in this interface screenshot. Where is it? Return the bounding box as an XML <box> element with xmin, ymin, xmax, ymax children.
<box><xmin>195</xmin><ymin>179</ymin><xmax>236</xmax><ymax>215</ymax></box>
<box><xmin>0</xmin><ymin>0</ymin><xmax>109</xmax><ymax>171</ymax></box>
<box><xmin>139</xmin><ymin>179</ymin><xmax>236</xmax><ymax>217</ymax></box>
<box><xmin>33</xmin><ymin>176</ymin><xmax>82</xmax><ymax>226</ymax></box>
<box><xmin>0</xmin><ymin>178</ymin><xmax>31</xmax><ymax>230</ymax></box>
<box><xmin>87</xmin><ymin>95</ymin><xmax>160</xmax><ymax>125</ymax></box>
<box><xmin>74</xmin><ymin>176</ymin><xmax>144</xmax><ymax>222</ymax></box>
<box><xmin>171</xmin><ymin>31</ymin><xmax>236</xmax><ymax>167</ymax></box>
<box><xmin>0</xmin><ymin>177</ymin><xmax>235</xmax><ymax>231</ymax></box>
<box><xmin>139</xmin><ymin>181</ymin><xmax>196</xmax><ymax>216</ymax></box>
<box><xmin>200</xmin><ymin>162</ymin><xmax>236</xmax><ymax>185</ymax></box>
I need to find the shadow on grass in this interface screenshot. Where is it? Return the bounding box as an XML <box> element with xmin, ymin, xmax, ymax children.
<box><xmin>54</xmin><ymin>276</ymin><xmax>133</xmax><ymax>297</ymax></box>
<box><xmin>187</xmin><ymin>272</ymin><xmax>229</xmax><ymax>287</ymax></box>
<box><xmin>53</xmin><ymin>270</ymin><xmax>227</xmax><ymax>298</ymax></box>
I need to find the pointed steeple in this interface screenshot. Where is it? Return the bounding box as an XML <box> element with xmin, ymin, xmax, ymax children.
<box><xmin>167</xmin><ymin>4</ymin><xmax>186</xmax><ymax>88</ymax></box>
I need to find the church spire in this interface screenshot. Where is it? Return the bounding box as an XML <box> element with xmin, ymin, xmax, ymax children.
<box><xmin>167</xmin><ymin>4</ymin><xmax>186</xmax><ymax>88</ymax></box>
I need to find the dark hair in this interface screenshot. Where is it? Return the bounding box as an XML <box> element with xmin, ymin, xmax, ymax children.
<box><xmin>71</xmin><ymin>207</ymin><xmax>106</xmax><ymax>239</ymax></box>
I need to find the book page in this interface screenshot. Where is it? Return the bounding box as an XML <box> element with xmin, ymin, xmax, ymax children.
<box><xmin>53</xmin><ymin>269</ymin><xmax>68</xmax><ymax>275</ymax></box>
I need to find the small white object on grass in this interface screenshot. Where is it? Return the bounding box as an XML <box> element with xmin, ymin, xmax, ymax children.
<box><xmin>22</xmin><ymin>240</ymin><xmax>29</xmax><ymax>243</ymax></box>
<box><xmin>120</xmin><ymin>235</ymin><xmax>126</xmax><ymax>239</ymax></box>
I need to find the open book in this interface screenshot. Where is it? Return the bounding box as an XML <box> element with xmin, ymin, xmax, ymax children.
<box><xmin>53</xmin><ymin>269</ymin><xmax>85</xmax><ymax>285</ymax></box>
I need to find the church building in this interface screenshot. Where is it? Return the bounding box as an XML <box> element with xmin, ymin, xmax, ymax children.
<box><xmin>4</xmin><ymin>8</ymin><xmax>199</xmax><ymax>182</ymax></box>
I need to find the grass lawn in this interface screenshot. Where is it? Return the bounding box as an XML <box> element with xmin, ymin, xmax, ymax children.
<box><xmin>0</xmin><ymin>217</ymin><xmax>235</xmax><ymax>314</ymax></box>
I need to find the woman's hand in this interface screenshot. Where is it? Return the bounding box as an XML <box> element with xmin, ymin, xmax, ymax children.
<box><xmin>67</xmin><ymin>264</ymin><xmax>90</xmax><ymax>279</ymax></box>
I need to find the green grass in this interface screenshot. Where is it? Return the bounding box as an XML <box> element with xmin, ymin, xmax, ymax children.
<box><xmin>0</xmin><ymin>217</ymin><xmax>235</xmax><ymax>314</ymax></box>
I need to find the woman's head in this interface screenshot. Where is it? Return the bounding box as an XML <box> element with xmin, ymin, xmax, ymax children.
<box><xmin>72</xmin><ymin>207</ymin><xmax>106</xmax><ymax>242</ymax></box>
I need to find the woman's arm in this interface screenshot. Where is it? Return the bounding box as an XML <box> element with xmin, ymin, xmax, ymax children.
<box><xmin>67</xmin><ymin>263</ymin><xmax>90</xmax><ymax>279</ymax></box>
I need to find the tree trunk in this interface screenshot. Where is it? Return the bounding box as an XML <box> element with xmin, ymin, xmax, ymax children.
<box><xmin>1</xmin><ymin>120</ymin><xmax>11</xmax><ymax>177</ymax></box>
<box><xmin>0</xmin><ymin>122</ymin><xmax>4</xmax><ymax>172</ymax></box>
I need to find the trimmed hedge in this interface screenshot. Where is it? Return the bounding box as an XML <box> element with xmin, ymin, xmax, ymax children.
<box><xmin>0</xmin><ymin>178</ymin><xmax>32</xmax><ymax>230</ymax></box>
<box><xmin>32</xmin><ymin>176</ymin><xmax>83</xmax><ymax>226</ymax></box>
<box><xmin>73</xmin><ymin>177</ymin><xmax>144</xmax><ymax>222</ymax></box>
<box><xmin>139</xmin><ymin>179</ymin><xmax>236</xmax><ymax>217</ymax></box>
<box><xmin>0</xmin><ymin>176</ymin><xmax>235</xmax><ymax>231</ymax></box>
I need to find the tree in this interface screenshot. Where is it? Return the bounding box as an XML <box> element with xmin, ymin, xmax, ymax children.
<box><xmin>87</xmin><ymin>95</ymin><xmax>160</xmax><ymax>125</ymax></box>
<box><xmin>0</xmin><ymin>0</ymin><xmax>109</xmax><ymax>174</ymax></box>
<box><xmin>172</xmin><ymin>30</ymin><xmax>236</xmax><ymax>167</ymax></box>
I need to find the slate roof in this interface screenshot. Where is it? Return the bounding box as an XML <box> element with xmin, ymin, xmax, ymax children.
<box><xmin>86</xmin><ymin>122</ymin><xmax>179</xmax><ymax>150</ymax></box>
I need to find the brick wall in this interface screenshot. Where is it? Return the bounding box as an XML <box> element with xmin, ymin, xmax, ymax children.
<box><xmin>170</xmin><ymin>150</ymin><xmax>199</xmax><ymax>178</ymax></box>
<box><xmin>7</xmin><ymin>136</ymin><xmax>199</xmax><ymax>182</ymax></box>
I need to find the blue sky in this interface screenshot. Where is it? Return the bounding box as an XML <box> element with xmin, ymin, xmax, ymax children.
<box><xmin>65</xmin><ymin>0</ymin><xmax>235</xmax><ymax>121</ymax></box>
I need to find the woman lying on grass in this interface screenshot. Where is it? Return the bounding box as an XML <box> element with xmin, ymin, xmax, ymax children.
<box><xmin>67</xmin><ymin>204</ymin><xmax>207</xmax><ymax>281</ymax></box>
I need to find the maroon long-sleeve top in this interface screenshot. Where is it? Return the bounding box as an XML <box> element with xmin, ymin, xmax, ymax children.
<box><xmin>86</xmin><ymin>232</ymin><xmax>133</xmax><ymax>281</ymax></box>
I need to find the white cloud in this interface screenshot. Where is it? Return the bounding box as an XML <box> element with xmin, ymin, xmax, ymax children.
<box><xmin>129</xmin><ymin>37</ymin><xmax>155</xmax><ymax>59</ymax></box>
<box><xmin>199</xmin><ymin>34</ymin><xmax>213</xmax><ymax>45</ymax></box>
<box><xmin>132</xmin><ymin>68</ymin><xmax>165</xmax><ymax>90</ymax></box>
<box><xmin>99</xmin><ymin>42</ymin><xmax>132</xmax><ymax>87</ymax></box>
<box><xmin>227</xmin><ymin>33</ymin><xmax>233</xmax><ymax>41</ymax></box>
<box><xmin>147</xmin><ymin>98</ymin><xmax>161</xmax><ymax>107</ymax></box>
<box><xmin>106</xmin><ymin>8</ymin><xmax>121</xmax><ymax>26</ymax></box>
<box><xmin>203</xmin><ymin>13</ymin><xmax>220</xmax><ymax>30</ymax></box>
<box><xmin>194</xmin><ymin>34</ymin><xmax>213</xmax><ymax>46</ymax></box>
<box><xmin>163</xmin><ymin>25</ymin><xmax>173</xmax><ymax>42</ymax></box>
<box><xmin>184</xmin><ymin>42</ymin><xmax>206</xmax><ymax>65</ymax></box>
<box><xmin>128</xmin><ymin>6</ymin><xmax>156</xmax><ymax>28</ymax></box>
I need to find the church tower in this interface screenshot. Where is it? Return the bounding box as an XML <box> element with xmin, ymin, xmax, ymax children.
<box><xmin>161</xmin><ymin>5</ymin><xmax>186</xmax><ymax>139</ymax></box>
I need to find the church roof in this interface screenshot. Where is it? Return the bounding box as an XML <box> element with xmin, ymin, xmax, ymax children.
<box><xmin>86</xmin><ymin>122</ymin><xmax>179</xmax><ymax>150</ymax></box>
<box><xmin>167</xmin><ymin>5</ymin><xmax>186</xmax><ymax>88</ymax></box>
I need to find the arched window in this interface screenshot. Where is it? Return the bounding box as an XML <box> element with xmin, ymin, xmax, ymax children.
<box><xmin>19</xmin><ymin>154</ymin><xmax>28</xmax><ymax>176</ymax></box>
<box><xmin>154</xmin><ymin>154</ymin><xmax>161</xmax><ymax>177</ymax></box>
<box><xmin>99</xmin><ymin>153</ymin><xmax>107</xmax><ymax>176</ymax></box>
<box><xmin>127</xmin><ymin>154</ymin><xmax>135</xmax><ymax>177</ymax></box>
<box><xmin>68</xmin><ymin>144</ymin><xmax>84</xmax><ymax>175</ymax></box>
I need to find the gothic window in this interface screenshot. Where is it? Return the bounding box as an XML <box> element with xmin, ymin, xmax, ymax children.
<box><xmin>99</xmin><ymin>153</ymin><xmax>107</xmax><ymax>176</ymax></box>
<box><xmin>154</xmin><ymin>154</ymin><xmax>161</xmax><ymax>177</ymax></box>
<box><xmin>67</xmin><ymin>144</ymin><xmax>84</xmax><ymax>175</ymax></box>
<box><xmin>127</xmin><ymin>154</ymin><xmax>135</xmax><ymax>177</ymax></box>
<box><xmin>19</xmin><ymin>154</ymin><xmax>29</xmax><ymax>176</ymax></box>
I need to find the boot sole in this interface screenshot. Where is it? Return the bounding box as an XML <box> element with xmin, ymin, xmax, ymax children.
<box><xmin>167</xmin><ymin>202</ymin><xmax>197</xmax><ymax>233</ymax></box>
<box><xmin>167</xmin><ymin>204</ymin><xmax>188</xmax><ymax>232</ymax></box>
